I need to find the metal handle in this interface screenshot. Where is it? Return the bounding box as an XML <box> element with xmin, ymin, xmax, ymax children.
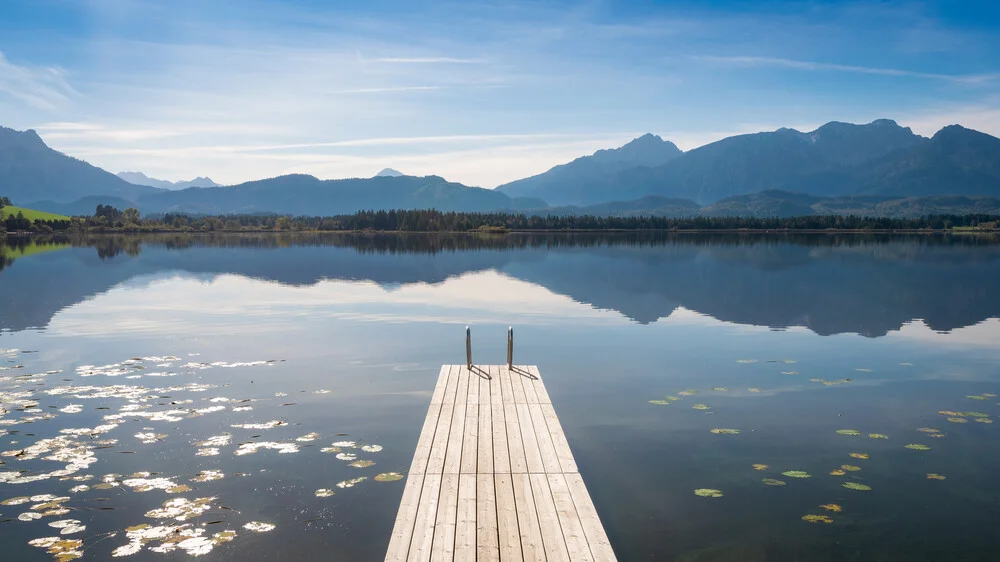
<box><xmin>507</xmin><ymin>327</ymin><xmax>513</xmax><ymax>369</ymax></box>
<box><xmin>466</xmin><ymin>326</ymin><xmax>472</xmax><ymax>370</ymax></box>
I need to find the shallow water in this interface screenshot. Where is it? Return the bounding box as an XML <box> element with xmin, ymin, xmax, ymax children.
<box><xmin>2</xmin><ymin>233</ymin><xmax>999</xmax><ymax>561</ymax></box>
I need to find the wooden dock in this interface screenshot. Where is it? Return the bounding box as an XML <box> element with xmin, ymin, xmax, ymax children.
<box><xmin>385</xmin><ymin>365</ymin><xmax>617</xmax><ymax>562</ymax></box>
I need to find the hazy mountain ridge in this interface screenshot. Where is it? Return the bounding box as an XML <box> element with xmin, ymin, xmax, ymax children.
<box><xmin>495</xmin><ymin>133</ymin><xmax>682</xmax><ymax>204</ymax></box>
<box><xmin>118</xmin><ymin>171</ymin><xmax>220</xmax><ymax>190</ymax></box>
<box><xmin>4</xmin><ymin>120</ymin><xmax>1000</xmax><ymax>218</ymax></box>
<box><xmin>498</xmin><ymin>119</ymin><xmax>1000</xmax><ymax>206</ymax></box>
<box><xmin>0</xmin><ymin>126</ymin><xmax>163</xmax><ymax>204</ymax></box>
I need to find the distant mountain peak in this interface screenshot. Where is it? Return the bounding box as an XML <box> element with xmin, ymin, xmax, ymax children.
<box><xmin>0</xmin><ymin>126</ymin><xmax>47</xmax><ymax>150</ymax></box>
<box><xmin>375</xmin><ymin>168</ymin><xmax>404</xmax><ymax>177</ymax></box>
<box><xmin>117</xmin><ymin>171</ymin><xmax>220</xmax><ymax>190</ymax></box>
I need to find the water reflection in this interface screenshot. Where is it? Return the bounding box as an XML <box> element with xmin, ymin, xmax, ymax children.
<box><xmin>3</xmin><ymin>233</ymin><xmax>1000</xmax><ymax>337</ymax></box>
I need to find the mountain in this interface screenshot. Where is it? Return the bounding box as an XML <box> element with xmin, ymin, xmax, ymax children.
<box><xmin>136</xmin><ymin>173</ymin><xmax>544</xmax><ymax>216</ymax></box>
<box><xmin>0</xmin><ymin>126</ymin><xmax>163</xmax><ymax>204</ymax></box>
<box><xmin>118</xmin><ymin>171</ymin><xmax>221</xmax><ymax>190</ymax></box>
<box><xmin>850</xmin><ymin>125</ymin><xmax>1000</xmax><ymax>197</ymax></box>
<box><xmin>374</xmin><ymin>168</ymin><xmax>404</xmax><ymax>177</ymax></box>
<box><xmin>501</xmin><ymin>120</ymin><xmax>1000</xmax><ymax>206</ymax></box>
<box><xmin>495</xmin><ymin>133</ymin><xmax>682</xmax><ymax>205</ymax></box>
<box><xmin>617</xmin><ymin>119</ymin><xmax>928</xmax><ymax>203</ymax></box>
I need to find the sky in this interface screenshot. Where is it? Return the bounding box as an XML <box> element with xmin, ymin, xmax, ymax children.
<box><xmin>1</xmin><ymin>0</ymin><xmax>999</xmax><ymax>188</ymax></box>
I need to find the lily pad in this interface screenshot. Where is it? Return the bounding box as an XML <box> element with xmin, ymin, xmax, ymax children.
<box><xmin>904</xmin><ymin>444</ymin><xmax>931</xmax><ymax>451</ymax></box>
<box><xmin>782</xmin><ymin>471</ymin><xmax>811</xmax><ymax>478</ymax></box>
<box><xmin>692</xmin><ymin>404</ymin><xmax>710</xmax><ymax>410</ymax></box>
<box><xmin>829</xmin><ymin>469</ymin><xmax>846</xmax><ymax>476</ymax></box>
<box><xmin>711</xmin><ymin>387</ymin><xmax>728</xmax><ymax>392</ymax></box>
<box><xmin>781</xmin><ymin>371</ymin><xmax>798</xmax><ymax>375</ymax></box>
<box><xmin>819</xmin><ymin>504</ymin><xmax>842</xmax><ymax>512</ymax></box>
<box><xmin>648</xmin><ymin>400</ymin><xmax>671</xmax><ymax>405</ymax></box>
<box><xmin>967</xmin><ymin>395</ymin><xmax>988</xmax><ymax>400</ymax></box>
<box><xmin>841</xmin><ymin>465</ymin><xmax>861</xmax><ymax>472</ymax></box>
<box><xmin>710</xmin><ymin>428</ymin><xmax>740</xmax><ymax>435</ymax></box>
<box><xmin>842</xmin><ymin>482</ymin><xmax>872</xmax><ymax>491</ymax></box>
<box><xmin>761</xmin><ymin>478</ymin><xmax>786</xmax><ymax>486</ymax></box>
<box><xmin>315</xmin><ymin>489</ymin><xmax>335</xmax><ymax>497</ymax></box>
<box><xmin>752</xmin><ymin>464</ymin><xmax>769</xmax><ymax>471</ymax></box>
<box><xmin>927</xmin><ymin>473</ymin><xmax>946</xmax><ymax>480</ymax></box>
<box><xmin>801</xmin><ymin>514</ymin><xmax>833</xmax><ymax>524</ymax></box>
<box><xmin>678</xmin><ymin>390</ymin><xmax>697</xmax><ymax>396</ymax></box>
<box><xmin>747</xmin><ymin>388</ymin><xmax>761</xmax><ymax>393</ymax></box>
<box><xmin>947</xmin><ymin>417</ymin><xmax>968</xmax><ymax>423</ymax></box>
<box><xmin>836</xmin><ymin>429</ymin><xmax>861</xmax><ymax>436</ymax></box>
<box><xmin>736</xmin><ymin>359</ymin><xmax>758</xmax><ymax>364</ymax></box>
<box><xmin>349</xmin><ymin>459</ymin><xmax>375</xmax><ymax>468</ymax></box>
<box><xmin>849</xmin><ymin>453</ymin><xmax>869</xmax><ymax>459</ymax></box>
<box><xmin>694</xmin><ymin>488</ymin><xmax>723</xmax><ymax>497</ymax></box>
<box><xmin>917</xmin><ymin>428</ymin><xmax>941</xmax><ymax>434</ymax></box>
<box><xmin>868</xmin><ymin>434</ymin><xmax>888</xmax><ymax>439</ymax></box>
<box><xmin>375</xmin><ymin>472</ymin><xmax>405</xmax><ymax>482</ymax></box>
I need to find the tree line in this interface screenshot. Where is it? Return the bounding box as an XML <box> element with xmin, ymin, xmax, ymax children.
<box><xmin>3</xmin><ymin>203</ymin><xmax>1000</xmax><ymax>235</ymax></box>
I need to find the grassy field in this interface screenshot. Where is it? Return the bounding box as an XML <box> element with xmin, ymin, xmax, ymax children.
<box><xmin>0</xmin><ymin>206</ymin><xmax>71</xmax><ymax>222</ymax></box>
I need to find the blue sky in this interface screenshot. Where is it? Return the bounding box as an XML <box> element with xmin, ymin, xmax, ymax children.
<box><xmin>1</xmin><ymin>0</ymin><xmax>998</xmax><ymax>187</ymax></box>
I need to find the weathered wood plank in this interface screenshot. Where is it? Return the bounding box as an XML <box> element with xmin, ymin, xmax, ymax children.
<box><xmin>512</xmin><ymin>473</ymin><xmax>546</xmax><ymax>562</ymax></box>
<box><xmin>529</xmin><ymin>403</ymin><xmax>563</xmax><ymax>474</ymax></box>
<box><xmin>529</xmin><ymin>473</ymin><xmax>572</xmax><ymax>562</ymax></box>
<box><xmin>429</xmin><ymin>365</ymin><xmax>452</xmax><ymax>405</ymax></box>
<box><xmin>516</xmin><ymin>402</ymin><xmax>545</xmax><ymax>474</ymax></box>
<box><xmin>478</xmin><ymin>397</ymin><xmax>494</xmax><ymax>474</ymax></box>
<box><xmin>496</xmin><ymin>473</ymin><xmax>524</xmax><ymax>562</ymax></box>
<box><xmin>460</xmin><ymin>403</ymin><xmax>479</xmax><ymax>474</ymax></box>
<box><xmin>504</xmin><ymin>402</ymin><xmax>528</xmax><ymax>474</ymax></box>
<box><xmin>384</xmin><ymin>471</ymin><xmax>426</xmax><ymax>562</ymax></box>
<box><xmin>490</xmin><ymin>364</ymin><xmax>504</xmax><ymax>408</ymax></box>
<box><xmin>454</xmin><ymin>473</ymin><xmax>478</xmax><ymax>561</ymax></box>
<box><xmin>492</xmin><ymin>367</ymin><xmax>512</xmax><ymax>474</ymax></box>
<box><xmin>499</xmin><ymin>364</ymin><xmax>516</xmax><ymax>405</ymax></box>
<box><xmin>507</xmin><ymin>365</ymin><xmax>529</xmax><ymax>405</ymax></box>
<box><xmin>442</xmin><ymin>364</ymin><xmax>460</xmax><ymax>405</ymax></box>
<box><xmin>528</xmin><ymin>365</ymin><xmax>553</xmax><ymax>404</ymax></box>
<box><xmin>430</xmin><ymin>474</ymin><xmax>460</xmax><ymax>560</ymax></box>
<box><xmin>443</xmin><ymin>395</ymin><xmax>467</xmax><ymax>474</ymax></box>
<box><xmin>426</xmin><ymin>402</ymin><xmax>454</xmax><ymax>475</ymax></box>
<box><xmin>518</xmin><ymin>365</ymin><xmax>540</xmax><ymax>405</ymax></box>
<box><xmin>477</xmin><ymin>474</ymin><xmax>500</xmax><ymax>561</ymax></box>
<box><xmin>408</xmin><ymin>402</ymin><xmax>443</xmax><ymax>475</ymax></box>
<box><xmin>406</xmin><ymin>472</ymin><xmax>443</xmax><ymax>562</ymax></box>
<box><xmin>540</xmin><ymin>403</ymin><xmax>578</xmax><ymax>474</ymax></box>
<box><xmin>565</xmin><ymin>473</ymin><xmax>616</xmax><ymax>561</ymax></box>
<box><xmin>547</xmin><ymin>473</ymin><xmax>594</xmax><ymax>562</ymax></box>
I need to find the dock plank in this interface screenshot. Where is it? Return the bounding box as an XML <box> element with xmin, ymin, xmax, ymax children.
<box><xmin>476</xmin><ymin>474</ymin><xmax>500</xmax><ymax>561</ymax></box>
<box><xmin>385</xmin><ymin>366</ymin><xmax>616</xmax><ymax>562</ymax></box>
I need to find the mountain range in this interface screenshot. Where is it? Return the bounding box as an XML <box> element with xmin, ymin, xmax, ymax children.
<box><xmin>117</xmin><ymin>171</ymin><xmax>220</xmax><ymax>190</ymax></box>
<box><xmin>1</xmin><ymin>119</ymin><xmax>999</xmax><ymax>218</ymax></box>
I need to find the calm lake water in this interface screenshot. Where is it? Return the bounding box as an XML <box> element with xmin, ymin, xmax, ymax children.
<box><xmin>2</xmin><ymin>233</ymin><xmax>1000</xmax><ymax>561</ymax></box>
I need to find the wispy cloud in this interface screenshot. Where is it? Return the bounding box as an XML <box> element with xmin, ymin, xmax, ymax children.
<box><xmin>0</xmin><ymin>52</ymin><xmax>78</xmax><ymax>110</ymax></box>
<box><xmin>694</xmin><ymin>55</ymin><xmax>1000</xmax><ymax>84</ymax></box>
<box><xmin>330</xmin><ymin>85</ymin><xmax>445</xmax><ymax>94</ymax></box>
<box><xmin>372</xmin><ymin>57</ymin><xmax>487</xmax><ymax>64</ymax></box>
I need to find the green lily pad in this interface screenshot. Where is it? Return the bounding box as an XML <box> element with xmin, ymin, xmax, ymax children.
<box><xmin>710</xmin><ymin>428</ymin><xmax>740</xmax><ymax>435</ymax></box>
<box><xmin>967</xmin><ymin>395</ymin><xmax>988</xmax><ymax>400</ymax></box>
<box><xmin>374</xmin><ymin>472</ymin><xmax>404</xmax><ymax>482</ymax></box>
<box><xmin>868</xmin><ymin>433</ymin><xmax>888</xmax><ymax>439</ymax></box>
<box><xmin>904</xmin><ymin>444</ymin><xmax>931</xmax><ymax>451</ymax></box>
<box><xmin>836</xmin><ymin>429</ymin><xmax>861</xmax><ymax>436</ymax></box>
<box><xmin>781</xmin><ymin>471</ymin><xmax>811</xmax><ymax>479</ymax></box>
<box><xmin>692</xmin><ymin>404</ymin><xmax>710</xmax><ymax>410</ymax></box>
<box><xmin>842</xmin><ymin>482</ymin><xmax>872</xmax><ymax>491</ymax></box>
<box><xmin>648</xmin><ymin>400</ymin><xmax>671</xmax><ymax>405</ymax></box>
<box><xmin>694</xmin><ymin>488</ymin><xmax>723</xmax><ymax>498</ymax></box>
<box><xmin>761</xmin><ymin>478</ymin><xmax>786</xmax><ymax>486</ymax></box>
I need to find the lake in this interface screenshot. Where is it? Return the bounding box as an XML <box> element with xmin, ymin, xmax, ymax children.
<box><xmin>2</xmin><ymin>232</ymin><xmax>1000</xmax><ymax>561</ymax></box>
